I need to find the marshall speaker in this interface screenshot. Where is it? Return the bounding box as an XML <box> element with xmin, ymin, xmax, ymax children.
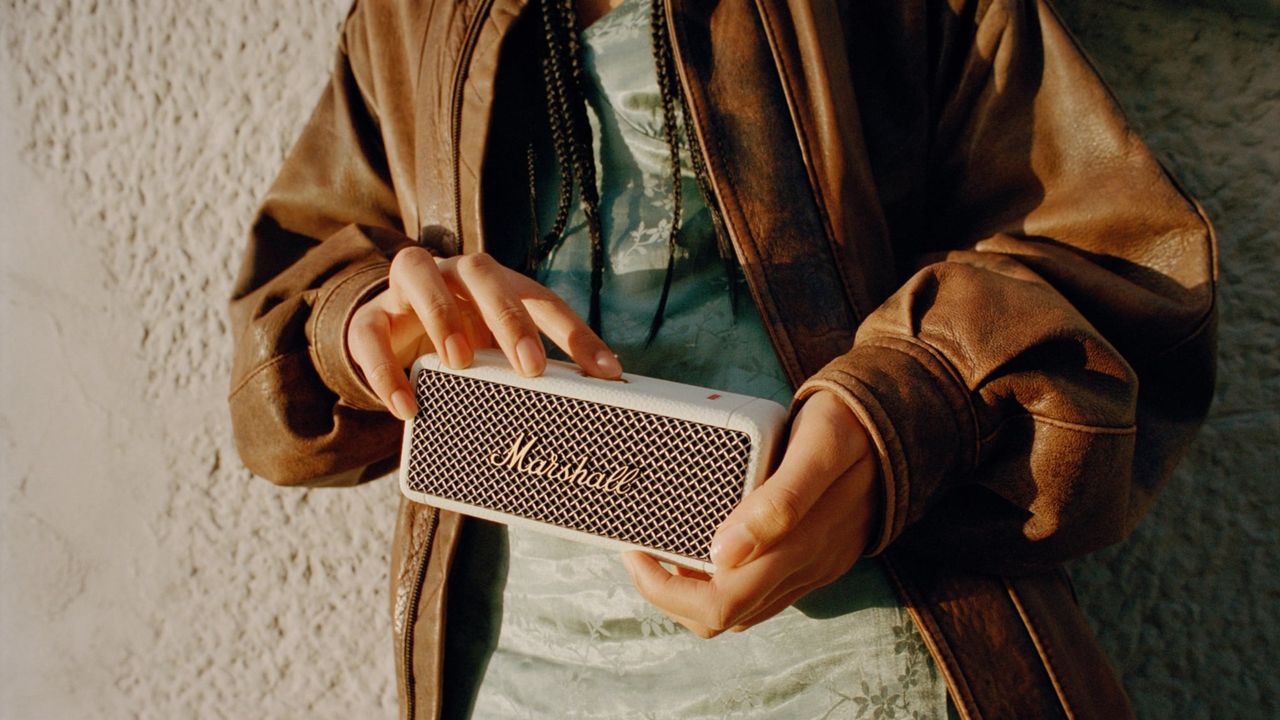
<box><xmin>398</xmin><ymin>349</ymin><xmax>788</xmax><ymax>572</ymax></box>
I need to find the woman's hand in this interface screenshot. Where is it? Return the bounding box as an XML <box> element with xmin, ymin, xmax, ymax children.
<box><xmin>622</xmin><ymin>390</ymin><xmax>880</xmax><ymax>638</ymax></box>
<box><xmin>347</xmin><ymin>246</ymin><xmax>622</xmax><ymax>420</ymax></box>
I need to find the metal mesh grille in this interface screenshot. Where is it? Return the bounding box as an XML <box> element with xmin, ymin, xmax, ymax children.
<box><xmin>403</xmin><ymin>368</ymin><xmax>753</xmax><ymax>562</ymax></box>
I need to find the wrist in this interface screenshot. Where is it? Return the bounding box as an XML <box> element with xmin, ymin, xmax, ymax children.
<box><xmin>791</xmin><ymin>383</ymin><xmax>889</xmax><ymax>556</ymax></box>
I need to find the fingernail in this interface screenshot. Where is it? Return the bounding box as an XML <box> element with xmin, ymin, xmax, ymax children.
<box><xmin>595</xmin><ymin>351</ymin><xmax>622</xmax><ymax>378</ymax></box>
<box><xmin>391</xmin><ymin>389</ymin><xmax>417</xmax><ymax>420</ymax></box>
<box><xmin>444</xmin><ymin>333</ymin><xmax>472</xmax><ymax>368</ymax></box>
<box><xmin>515</xmin><ymin>336</ymin><xmax>544</xmax><ymax>376</ymax></box>
<box><xmin>710</xmin><ymin>524</ymin><xmax>756</xmax><ymax>570</ymax></box>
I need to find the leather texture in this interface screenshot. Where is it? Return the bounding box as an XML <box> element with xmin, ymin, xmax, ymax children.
<box><xmin>227</xmin><ymin>0</ymin><xmax>1218</xmax><ymax>717</ymax></box>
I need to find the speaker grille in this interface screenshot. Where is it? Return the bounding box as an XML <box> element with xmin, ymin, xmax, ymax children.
<box><xmin>404</xmin><ymin>368</ymin><xmax>753</xmax><ymax>562</ymax></box>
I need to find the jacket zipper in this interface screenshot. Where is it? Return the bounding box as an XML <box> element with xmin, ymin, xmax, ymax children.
<box><xmin>402</xmin><ymin>6</ymin><xmax>495</xmax><ymax>717</ymax></box>
<box><xmin>449</xmin><ymin>0</ymin><xmax>498</xmax><ymax>255</ymax></box>
<box><xmin>401</xmin><ymin>505</ymin><xmax>439</xmax><ymax>720</ymax></box>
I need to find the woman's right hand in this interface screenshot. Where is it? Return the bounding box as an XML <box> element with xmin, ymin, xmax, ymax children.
<box><xmin>347</xmin><ymin>246</ymin><xmax>622</xmax><ymax>420</ymax></box>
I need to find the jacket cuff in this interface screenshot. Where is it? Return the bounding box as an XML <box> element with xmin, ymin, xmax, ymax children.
<box><xmin>794</xmin><ymin>336</ymin><xmax>977</xmax><ymax>556</ymax></box>
<box><xmin>308</xmin><ymin>261</ymin><xmax>391</xmax><ymax>412</ymax></box>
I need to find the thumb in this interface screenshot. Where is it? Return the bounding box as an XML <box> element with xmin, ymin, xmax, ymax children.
<box><xmin>709</xmin><ymin>391</ymin><xmax>868</xmax><ymax>570</ymax></box>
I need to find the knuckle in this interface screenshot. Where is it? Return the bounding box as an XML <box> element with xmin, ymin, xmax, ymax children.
<box><xmin>390</xmin><ymin>246</ymin><xmax>435</xmax><ymax>279</ymax></box>
<box><xmin>419</xmin><ymin>295</ymin><xmax>458</xmax><ymax>325</ymax></box>
<box><xmin>363</xmin><ymin>361</ymin><xmax>402</xmax><ymax>391</ymax></box>
<box><xmin>757</xmin><ymin>486</ymin><xmax>804</xmax><ymax>536</ymax></box>
<box><xmin>455</xmin><ymin>251</ymin><xmax>496</xmax><ymax>274</ymax></box>
<box><xmin>490</xmin><ymin>302</ymin><xmax>530</xmax><ymax>333</ymax></box>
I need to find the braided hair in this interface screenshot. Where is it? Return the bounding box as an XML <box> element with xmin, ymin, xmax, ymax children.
<box><xmin>525</xmin><ymin>0</ymin><xmax>735</xmax><ymax>345</ymax></box>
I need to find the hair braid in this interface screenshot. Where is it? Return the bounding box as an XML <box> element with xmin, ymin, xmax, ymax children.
<box><xmin>525</xmin><ymin>141</ymin><xmax>543</xmax><ymax>272</ymax></box>
<box><xmin>527</xmin><ymin>0</ymin><xmax>737</xmax><ymax>340</ymax></box>
<box><xmin>654</xmin><ymin>0</ymin><xmax>739</xmax><ymax>316</ymax></box>
<box><xmin>526</xmin><ymin>0</ymin><xmax>578</xmax><ymax>274</ymax></box>
<box><xmin>645</xmin><ymin>0</ymin><xmax>685</xmax><ymax>345</ymax></box>
<box><xmin>554</xmin><ymin>0</ymin><xmax>607</xmax><ymax>334</ymax></box>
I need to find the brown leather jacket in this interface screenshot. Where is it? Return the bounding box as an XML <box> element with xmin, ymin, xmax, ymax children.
<box><xmin>228</xmin><ymin>0</ymin><xmax>1218</xmax><ymax>717</ymax></box>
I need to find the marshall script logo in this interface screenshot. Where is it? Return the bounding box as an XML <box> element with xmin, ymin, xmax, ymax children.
<box><xmin>487</xmin><ymin>431</ymin><xmax>641</xmax><ymax>495</ymax></box>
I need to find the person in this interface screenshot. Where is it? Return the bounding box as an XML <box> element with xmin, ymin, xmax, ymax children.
<box><xmin>228</xmin><ymin>0</ymin><xmax>1217</xmax><ymax>717</ymax></box>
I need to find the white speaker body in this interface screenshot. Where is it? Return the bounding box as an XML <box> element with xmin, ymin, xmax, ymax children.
<box><xmin>398</xmin><ymin>349</ymin><xmax>789</xmax><ymax>572</ymax></box>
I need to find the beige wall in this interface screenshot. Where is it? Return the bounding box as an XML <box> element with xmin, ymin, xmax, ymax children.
<box><xmin>1</xmin><ymin>1</ymin><xmax>1276</xmax><ymax>717</ymax></box>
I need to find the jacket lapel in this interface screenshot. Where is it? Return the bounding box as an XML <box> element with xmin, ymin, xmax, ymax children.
<box><xmin>754</xmin><ymin>0</ymin><xmax>898</xmax><ymax>315</ymax></box>
<box><xmin>414</xmin><ymin>0</ymin><xmax>530</xmax><ymax>254</ymax></box>
<box><xmin>666</xmin><ymin>0</ymin><xmax>868</xmax><ymax>386</ymax></box>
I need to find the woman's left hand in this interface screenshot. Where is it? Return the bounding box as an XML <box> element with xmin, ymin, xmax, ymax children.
<box><xmin>622</xmin><ymin>390</ymin><xmax>880</xmax><ymax>638</ymax></box>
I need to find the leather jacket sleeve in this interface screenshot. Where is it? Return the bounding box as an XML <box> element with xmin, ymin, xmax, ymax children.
<box><xmin>796</xmin><ymin>0</ymin><xmax>1217</xmax><ymax>575</ymax></box>
<box><xmin>228</xmin><ymin>14</ymin><xmax>413</xmax><ymax>487</ymax></box>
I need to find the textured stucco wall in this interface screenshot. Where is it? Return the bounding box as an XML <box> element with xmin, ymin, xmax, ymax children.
<box><xmin>1</xmin><ymin>1</ymin><xmax>1276</xmax><ymax>718</ymax></box>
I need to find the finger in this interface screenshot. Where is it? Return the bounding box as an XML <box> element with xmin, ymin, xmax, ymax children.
<box><xmin>521</xmin><ymin>287</ymin><xmax>622</xmax><ymax>379</ymax></box>
<box><xmin>446</xmin><ymin>253</ymin><xmax>546</xmax><ymax>377</ymax></box>
<box><xmin>347</xmin><ymin>306</ymin><xmax>416</xmax><ymax>420</ymax></box>
<box><xmin>710</xmin><ymin>392</ymin><xmax>868</xmax><ymax>570</ymax></box>
<box><xmin>623</xmin><ymin>551</ymin><xmax>788</xmax><ymax>634</ymax></box>
<box><xmin>636</xmin><ymin>590</ymin><xmax>722</xmax><ymax>639</ymax></box>
<box><xmin>725</xmin><ymin>460</ymin><xmax>881</xmax><ymax>633</ymax></box>
<box><xmin>389</xmin><ymin>247</ymin><xmax>472</xmax><ymax>369</ymax></box>
<box><xmin>623</xmin><ymin>552</ymin><xmax>718</xmax><ymax>622</ymax></box>
<box><xmin>437</xmin><ymin>255</ymin><xmax>619</xmax><ymax>379</ymax></box>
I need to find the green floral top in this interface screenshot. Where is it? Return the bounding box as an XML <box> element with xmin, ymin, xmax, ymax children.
<box><xmin>443</xmin><ymin>1</ymin><xmax>953</xmax><ymax>717</ymax></box>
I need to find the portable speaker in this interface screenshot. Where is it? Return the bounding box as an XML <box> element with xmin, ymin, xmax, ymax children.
<box><xmin>398</xmin><ymin>349</ymin><xmax>789</xmax><ymax>572</ymax></box>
